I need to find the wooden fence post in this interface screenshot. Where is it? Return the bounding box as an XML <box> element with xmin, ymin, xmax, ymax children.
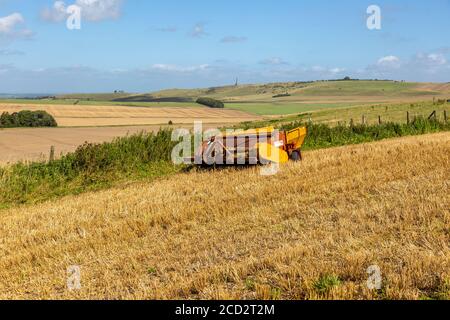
<box><xmin>428</xmin><ymin>110</ymin><xmax>437</xmax><ymax>120</ymax></box>
<box><xmin>49</xmin><ymin>146</ymin><xmax>55</xmax><ymax>162</ymax></box>
<box><xmin>378</xmin><ymin>116</ymin><xmax>382</xmax><ymax>125</ymax></box>
<box><xmin>444</xmin><ymin>110</ymin><xmax>448</xmax><ymax>122</ymax></box>
<box><xmin>407</xmin><ymin>111</ymin><xmax>410</xmax><ymax>124</ymax></box>
<box><xmin>362</xmin><ymin>115</ymin><xmax>366</xmax><ymax>125</ymax></box>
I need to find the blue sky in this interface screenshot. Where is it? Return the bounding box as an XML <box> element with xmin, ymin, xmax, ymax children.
<box><xmin>0</xmin><ymin>0</ymin><xmax>449</xmax><ymax>93</ymax></box>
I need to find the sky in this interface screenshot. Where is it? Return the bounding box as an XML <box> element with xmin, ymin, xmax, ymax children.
<box><xmin>0</xmin><ymin>0</ymin><xmax>449</xmax><ymax>93</ymax></box>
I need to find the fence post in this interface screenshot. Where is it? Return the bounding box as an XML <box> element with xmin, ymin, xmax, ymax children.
<box><xmin>362</xmin><ymin>115</ymin><xmax>366</xmax><ymax>125</ymax></box>
<box><xmin>350</xmin><ymin>118</ymin><xmax>354</xmax><ymax>127</ymax></box>
<box><xmin>428</xmin><ymin>110</ymin><xmax>437</xmax><ymax>120</ymax></box>
<box><xmin>407</xmin><ymin>111</ymin><xmax>410</xmax><ymax>124</ymax></box>
<box><xmin>444</xmin><ymin>110</ymin><xmax>448</xmax><ymax>122</ymax></box>
<box><xmin>378</xmin><ymin>116</ymin><xmax>382</xmax><ymax>125</ymax></box>
<box><xmin>49</xmin><ymin>146</ymin><xmax>55</xmax><ymax>162</ymax></box>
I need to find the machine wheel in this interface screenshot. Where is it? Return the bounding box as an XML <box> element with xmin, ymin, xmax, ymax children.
<box><xmin>290</xmin><ymin>150</ymin><xmax>302</xmax><ymax>161</ymax></box>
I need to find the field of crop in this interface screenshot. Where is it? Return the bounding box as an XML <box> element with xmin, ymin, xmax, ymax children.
<box><xmin>0</xmin><ymin>103</ymin><xmax>258</xmax><ymax>127</ymax></box>
<box><xmin>0</xmin><ymin>132</ymin><xmax>448</xmax><ymax>299</ymax></box>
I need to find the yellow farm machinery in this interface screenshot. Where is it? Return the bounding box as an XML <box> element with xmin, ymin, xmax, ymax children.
<box><xmin>193</xmin><ymin>126</ymin><xmax>307</xmax><ymax>165</ymax></box>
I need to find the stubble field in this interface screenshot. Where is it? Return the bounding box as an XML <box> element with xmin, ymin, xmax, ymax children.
<box><xmin>0</xmin><ymin>103</ymin><xmax>259</xmax><ymax>164</ymax></box>
<box><xmin>0</xmin><ymin>132</ymin><xmax>448</xmax><ymax>300</ymax></box>
<box><xmin>0</xmin><ymin>103</ymin><xmax>258</xmax><ymax>127</ymax></box>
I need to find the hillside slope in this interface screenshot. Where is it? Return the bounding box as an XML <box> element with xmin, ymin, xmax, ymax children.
<box><xmin>55</xmin><ymin>81</ymin><xmax>450</xmax><ymax>104</ymax></box>
<box><xmin>0</xmin><ymin>132</ymin><xmax>449</xmax><ymax>299</ymax></box>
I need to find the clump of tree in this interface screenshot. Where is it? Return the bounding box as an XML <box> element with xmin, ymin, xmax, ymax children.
<box><xmin>0</xmin><ymin>110</ymin><xmax>58</xmax><ymax>128</ymax></box>
<box><xmin>272</xmin><ymin>93</ymin><xmax>291</xmax><ymax>98</ymax></box>
<box><xmin>196</xmin><ymin>97</ymin><xmax>224</xmax><ymax>109</ymax></box>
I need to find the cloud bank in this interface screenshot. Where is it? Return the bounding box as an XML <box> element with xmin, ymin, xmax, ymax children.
<box><xmin>0</xmin><ymin>13</ymin><xmax>33</xmax><ymax>40</ymax></box>
<box><xmin>41</xmin><ymin>0</ymin><xmax>124</xmax><ymax>23</ymax></box>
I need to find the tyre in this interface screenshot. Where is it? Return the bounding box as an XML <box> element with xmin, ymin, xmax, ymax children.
<box><xmin>290</xmin><ymin>150</ymin><xmax>302</xmax><ymax>161</ymax></box>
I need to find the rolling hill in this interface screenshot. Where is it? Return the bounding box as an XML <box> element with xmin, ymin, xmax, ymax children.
<box><xmin>55</xmin><ymin>80</ymin><xmax>449</xmax><ymax>103</ymax></box>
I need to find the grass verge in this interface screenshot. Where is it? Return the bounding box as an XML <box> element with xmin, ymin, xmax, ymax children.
<box><xmin>0</xmin><ymin>129</ymin><xmax>181</xmax><ymax>208</ymax></box>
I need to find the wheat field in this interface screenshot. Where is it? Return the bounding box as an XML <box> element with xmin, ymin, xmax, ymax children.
<box><xmin>0</xmin><ymin>103</ymin><xmax>258</xmax><ymax>127</ymax></box>
<box><xmin>0</xmin><ymin>132</ymin><xmax>448</xmax><ymax>300</ymax></box>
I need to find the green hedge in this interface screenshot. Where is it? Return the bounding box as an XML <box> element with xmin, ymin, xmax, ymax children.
<box><xmin>0</xmin><ymin>110</ymin><xmax>58</xmax><ymax>128</ymax></box>
<box><xmin>0</xmin><ymin>129</ymin><xmax>179</xmax><ymax>206</ymax></box>
<box><xmin>196</xmin><ymin>97</ymin><xmax>224</xmax><ymax>108</ymax></box>
<box><xmin>279</xmin><ymin>117</ymin><xmax>450</xmax><ymax>150</ymax></box>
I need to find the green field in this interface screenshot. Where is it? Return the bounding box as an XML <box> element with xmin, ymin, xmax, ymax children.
<box><xmin>296</xmin><ymin>81</ymin><xmax>431</xmax><ymax>96</ymax></box>
<box><xmin>233</xmin><ymin>101</ymin><xmax>449</xmax><ymax>129</ymax></box>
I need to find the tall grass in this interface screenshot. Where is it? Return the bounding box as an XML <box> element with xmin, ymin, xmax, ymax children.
<box><xmin>280</xmin><ymin>117</ymin><xmax>450</xmax><ymax>150</ymax></box>
<box><xmin>0</xmin><ymin>129</ymin><xmax>180</xmax><ymax>207</ymax></box>
<box><xmin>236</xmin><ymin>116</ymin><xmax>449</xmax><ymax>150</ymax></box>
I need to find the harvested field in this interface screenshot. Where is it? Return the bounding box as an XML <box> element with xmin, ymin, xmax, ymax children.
<box><xmin>0</xmin><ymin>126</ymin><xmax>161</xmax><ymax>164</ymax></box>
<box><xmin>0</xmin><ymin>103</ymin><xmax>259</xmax><ymax>127</ymax></box>
<box><xmin>0</xmin><ymin>123</ymin><xmax>231</xmax><ymax>165</ymax></box>
<box><xmin>0</xmin><ymin>132</ymin><xmax>448</xmax><ymax>299</ymax></box>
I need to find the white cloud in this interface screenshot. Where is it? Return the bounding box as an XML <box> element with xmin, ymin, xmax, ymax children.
<box><xmin>42</xmin><ymin>0</ymin><xmax>123</xmax><ymax>23</ymax></box>
<box><xmin>41</xmin><ymin>1</ymin><xmax>67</xmax><ymax>22</ymax></box>
<box><xmin>416</xmin><ymin>53</ymin><xmax>447</xmax><ymax>66</ymax></box>
<box><xmin>151</xmin><ymin>64</ymin><xmax>210</xmax><ymax>73</ymax></box>
<box><xmin>0</xmin><ymin>13</ymin><xmax>32</xmax><ymax>39</ymax></box>
<box><xmin>260</xmin><ymin>57</ymin><xmax>289</xmax><ymax>65</ymax></box>
<box><xmin>0</xmin><ymin>13</ymin><xmax>24</xmax><ymax>34</ymax></box>
<box><xmin>366</xmin><ymin>51</ymin><xmax>450</xmax><ymax>81</ymax></box>
<box><xmin>329</xmin><ymin>67</ymin><xmax>346</xmax><ymax>74</ymax></box>
<box><xmin>77</xmin><ymin>0</ymin><xmax>123</xmax><ymax>21</ymax></box>
<box><xmin>377</xmin><ymin>55</ymin><xmax>401</xmax><ymax>68</ymax></box>
<box><xmin>189</xmin><ymin>23</ymin><xmax>207</xmax><ymax>38</ymax></box>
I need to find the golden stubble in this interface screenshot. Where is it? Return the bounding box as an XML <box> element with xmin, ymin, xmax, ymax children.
<box><xmin>0</xmin><ymin>132</ymin><xmax>449</xmax><ymax>300</ymax></box>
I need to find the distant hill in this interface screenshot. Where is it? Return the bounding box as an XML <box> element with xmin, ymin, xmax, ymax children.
<box><xmin>53</xmin><ymin>80</ymin><xmax>450</xmax><ymax>104</ymax></box>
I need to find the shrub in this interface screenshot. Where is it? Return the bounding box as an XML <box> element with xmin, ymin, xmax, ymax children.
<box><xmin>0</xmin><ymin>110</ymin><xmax>57</xmax><ymax>128</ymax></box>
<box><xmin>196</xmin><ymin>97</ymin><xmax>224</xmax><ymax>109</ymax></box>
<box><xmin>272</xmin><ymin>93</ymin><xmax>291</xmax><ymax>98</ymax></box>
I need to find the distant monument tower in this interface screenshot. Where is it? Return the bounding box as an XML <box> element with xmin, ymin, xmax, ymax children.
<box><xmin>235</xmin><ymin>78</ymin><xmax>238</xmax><ymax>86</ymax></box>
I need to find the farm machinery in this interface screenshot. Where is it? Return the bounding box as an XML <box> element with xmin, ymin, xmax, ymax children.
<box><xmin>192</xmin><ymin>126</ymin><xmax>307</xmax><ymax>165</ymax></box>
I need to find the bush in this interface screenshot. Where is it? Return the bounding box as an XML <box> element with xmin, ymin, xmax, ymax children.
<box><xmin>279</xmin><ymin>117</ymin><xmax>450</xmax><ymax>150</ymax></box>
<box><xmin>0</xmin><ymin>110</ymin><xmax>57</xmax><ymax>128</ymax></box>
<box><xmin>272</xmin><ymin>93</ymin><xmax>291</xmax><ymax>98</ymax></box>
<box><xmin>196</xmin><ymin>97</ymin><xmax>224</xmax><ymax>109</ymax></box>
